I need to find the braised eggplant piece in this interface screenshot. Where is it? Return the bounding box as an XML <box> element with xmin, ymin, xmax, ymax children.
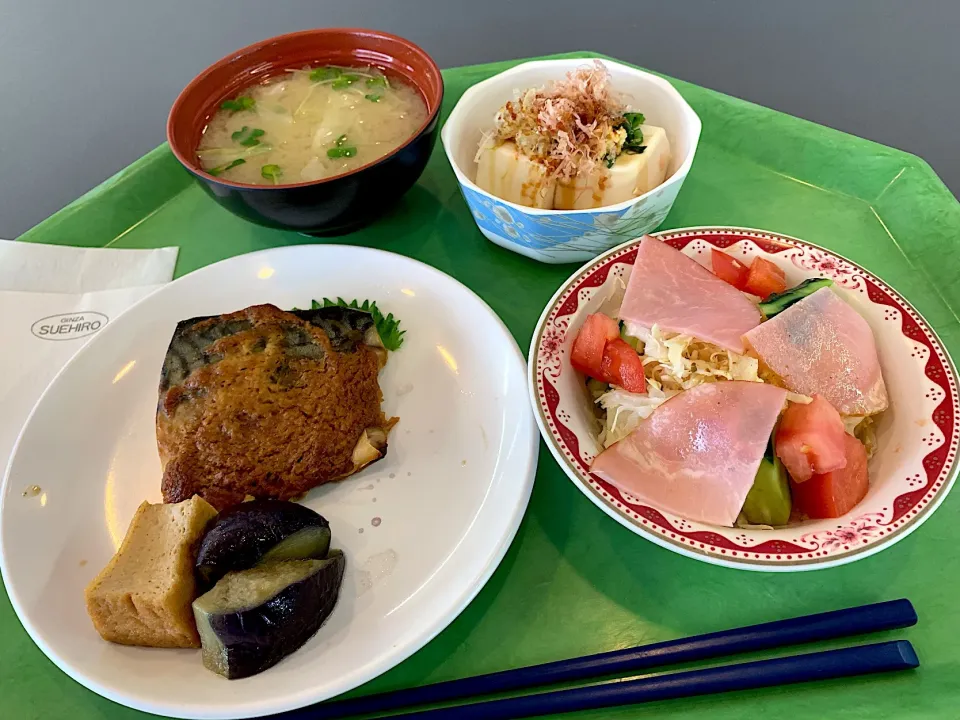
<box><xmin>194</xmin><ymin>552</ymin><xmax>346</xmax><ymax>679</ymax></box>
<box><xmin>195</xmin><ymin>500</ymin><xmax>330</xmax><ymax>590</ymax></box>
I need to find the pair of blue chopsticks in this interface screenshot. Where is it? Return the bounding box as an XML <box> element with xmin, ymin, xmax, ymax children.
<box><xmin>269</xmin><ymin>599</ymin><xmax>919</xmax><ymax>719</ymax></box>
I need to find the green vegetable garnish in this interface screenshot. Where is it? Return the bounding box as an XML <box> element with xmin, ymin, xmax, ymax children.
<box><xmin>741</xmin><ymin>455</ymin><xmax>791</xmax><ymax>526</ymax></box>
<box><xmin>366</xmin><ymin>75</ymin><xmax>388</xmax><ymax>89</ymax></box>
<box><xmin>309</xmin><ymin>66</ymin><xmax>342</xmax><ymax>82</ymax></box>
<box><xmin>763</xmin><ymin>433</ymin><xmax>776</xmax><ymax>463</ymax></box>
<box><xmin>364</xmin><ymin>94</ymin><xmax>381</xmax><ymax>103</ymax></box>
<box><xmin>335</xmin><ymin>134</ymin><xmax>348</xmax><ymax>147</ymax></box>
<box><xmin>231</xmin><ymin>126</ymin><xmax>265</xmax><ymax>147</ymax></box>
<box><xmin>758</xmin><ymin>278</ymin><xmax>834</xmax><ymax>318</ymax></box>
<box><xmin>331</xmin><ymin>74</ymin><xmax>359</xmax><ymax>89</ymax></box>
<box><xmin>618</xmin><ymin>321</ymin><xmax>641</xmax><ymax>351</ymax></box>
<box><xmin>617</xmin><ymin>112</ymin><xmax>646</xmax><ymax>154</ymax></box>
<box><xmin>315</xmin><ymin>298</ymin><xmax>405</xmax><ymax>351</ymax></box>
<box><xmin>197</xmin><ymin>144</ymin><xmax>272</xmax><ymax>161</ymax></box>
<box><xmin>221</xmin><ymin>96</ymin><xmax>255</xmax><ymax>113</ymax></box>
<box><xmin>208</xmin><ymin>158</ymin><xmax>246</xmax><ymax>176</ymax></box>
<box><xmin>260</xmin><ymin>164</ymin><xmax>283</xmax><ymax>182</ymax></box>
<box><xmin>585</xmin><ymin>377</ymin><xmax>610</xmax><ymax>399</ymax></box>
<box><xmin>326</xmin><ymin>146</ymin><xmax>358</xmax><ymax>159</ymax></box>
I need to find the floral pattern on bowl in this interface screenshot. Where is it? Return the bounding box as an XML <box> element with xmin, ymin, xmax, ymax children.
<box><xmin>460</xmin><ymin>182</ymin><xmax>679</xmax><ymax>263</ymax></box>
<box><xmin>529</xmin><ymin>227</ymin><xmax>960</xmax><ymax>571</ymax></box>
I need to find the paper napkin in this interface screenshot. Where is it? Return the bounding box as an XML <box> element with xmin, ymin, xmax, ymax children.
<box><xmin>0</xmin><ymin>240</ymin><xmax>179</xmax><ymax>483</ymax></box>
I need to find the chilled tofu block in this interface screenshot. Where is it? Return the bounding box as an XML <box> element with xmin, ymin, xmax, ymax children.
<box><xmin>553</xmin><ymin>125</ymin><xmax>672</xmax><ymax>210</ymax></box>
<box><xmin>475</xmin><ymin>141</ymin><xmax>556</xmax><ymax>208</ymax></box>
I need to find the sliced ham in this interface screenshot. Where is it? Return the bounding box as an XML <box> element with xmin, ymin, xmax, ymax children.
<box><xmin>619</xmin><ymin>237</ymin><xmax>762</xmax><ymax>353</ymax></box>
<box><xmin>743</xmin><ymin>287</ymin><xmax>888</xmax><ymax>415</ymax></box>
<box><xmin>591</xmin><ymin>381</ymin><xmax>787</xmax><ymax>527</ymax></box>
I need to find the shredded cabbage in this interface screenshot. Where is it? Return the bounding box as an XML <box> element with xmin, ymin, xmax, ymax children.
<box><xmin>843</xmin><ymin>415</ymin><xmax>878</xmax><ymax>458</ymax></box>
<box><xmin>590</xmin><ymin>323</ymin><xmax>770</xmax><ymax>449</ymax></box>
<box><xmin>597</xmin><ymin>274</ymin><xmax>627</xmax><ymax>319</ymax></box>
<box><xmin>586</xmin><ymin>274</ymin><xmax>884</xmax><ymax>470</ymax></box>
<box><xmin>597</xmin><ymin>385</ymin><xmax>678</xmax><ymax>447</ymax></box>
<box><xmin>841</xmin><ymin>415</ymin><xmax>864</xmax><ymax>435</ymax></box>
<box><xmin>592</xmin><ymin>317</ymin><xmax>849</xmax><ymax>453</ymax></box>
<box><xmin>622</xmin><ymin>323</ymin><xmax>762</xmax><ymax>393</ymax></box>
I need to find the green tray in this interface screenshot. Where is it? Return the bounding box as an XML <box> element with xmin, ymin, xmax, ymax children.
<box><xmin>5</xmin><ymin>52</ymin><xmax>960</xmax><ymax>720</ymax></box>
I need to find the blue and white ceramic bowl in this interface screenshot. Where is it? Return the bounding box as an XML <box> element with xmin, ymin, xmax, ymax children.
<box><xmin>441</xmin><ymin>58</ymin><xmax>701</xmax><ymax>264</ymax></box>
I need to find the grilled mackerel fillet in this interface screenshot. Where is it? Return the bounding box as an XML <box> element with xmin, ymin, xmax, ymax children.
<box><xmin>157</xmin><ymin>304</ymin><xmax>393</xmax><ymax>510</ymax></box>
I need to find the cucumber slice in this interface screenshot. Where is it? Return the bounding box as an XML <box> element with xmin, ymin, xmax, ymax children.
<box><xmin>758</xmin><ymin>278</ymin><xmax>833</xmax><ymax>318</ymax></box>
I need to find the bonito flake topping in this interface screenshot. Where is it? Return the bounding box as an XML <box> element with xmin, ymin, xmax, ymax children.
<box><xmin>479</xmin><ymin>61</ymin><xmax>629</xmax><ymax>183</ymax></box>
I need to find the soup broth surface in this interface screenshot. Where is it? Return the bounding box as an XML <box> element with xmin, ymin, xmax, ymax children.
<box><xmin>197</xmin><ymin>65</ymin><xmax>428</xmax><ymax>185</ymax></box>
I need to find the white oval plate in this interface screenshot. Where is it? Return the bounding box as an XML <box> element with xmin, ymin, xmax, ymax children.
<box><xmin>530</xmin><ymin>227</ymin><xmax>960</xmax><ymax>571</ymax></box>
<box><xmin>0</xmin><ymin>246</ymin><xmax>538</xmax><ymax>718</ymax></box>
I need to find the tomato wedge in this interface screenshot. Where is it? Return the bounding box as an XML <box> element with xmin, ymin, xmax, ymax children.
<box><xmin>744</xmin><ymin>257</ymin><xmax>787</xmax><ymax>300</ymax></box>
<box><xmin>570</xmin><ymin>313</ymin><xmax>619</xmax><ymax>379</ymax></box>
<box><xmin>775</xmin><ymin>395</ymin><xmax>848</xmax><ymax>482</ymax></box>
<box><xmin>791</xmin><ymin>433</ymin><xmax>869</xmax><ymax>519</ymax></box>
<box><xmin>711</xmin><ymin>249</ymin><xmax>750</xmax><ymax>291</ymax></box>
<box><xmin>600</xmin><ymin>338</ymin><xmax>647</xmax><ymax>393</ymax></box>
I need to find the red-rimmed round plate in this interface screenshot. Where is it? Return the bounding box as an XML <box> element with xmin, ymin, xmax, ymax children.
<box><xmin>529</xmin><ymin>227</ymin><xmax>960</xmax><ymax>571</ymax></box>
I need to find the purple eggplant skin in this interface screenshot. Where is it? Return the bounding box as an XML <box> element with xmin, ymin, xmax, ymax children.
<box><xmin>196</xmin><ymin>551</ymin><xmax>345</xmax><ymax>680</ymax></box>
<box><xmin>195</xmin><ymin>500</ymin><xmax>331</xmax><ymax>590</ymax></box>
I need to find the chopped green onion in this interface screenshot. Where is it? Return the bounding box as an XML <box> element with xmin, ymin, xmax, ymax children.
<box><xmin>260</xmin><ymin>164</ymin><xmax>283</xmax><ymax>182</ymax></box>
<box><xmin>365</xmin><ymin>75</ymin><xmax>388</xmax><ymax>89</ymax></box>
<box><xmin>326</xmin><ymin>146</ymin><xmax>358</xmax><ymax>159</ymax></box>
<box><xmin>231</xmin><ymin>126</ymin><xmax>265</xmax><ymax>147</ymax></box>
<box><xmin>309</xmin><ymin>66</ymin><xmax>342</xmax><ymax>82</ymax></box>
<box><xmin>331</xmin><ymin>74</ymin><xmax>359</xmax><ymax>89</ymax></box>
<box><xmin>617</xmin><ymin>112</ymin><xmax>646</xmax><ymax>154</ymax></box>
<box><xmin>208</xmin><ymin>158</ymin><xmax>246</xmax><ymax>176</ymax></box>
<box><xmin>335</xmin><ymin>134</ymin><xmax>348</xmax><ymax>147</ymax></box>
<box><xmin>220</xmin><ymin>96</ymin><xmax>255</xmax><ymax>113</ymax></box>
<box><xmin>364</xmin><ymin>93</ymin><xmax>381</xmax><ymax>102</ymax></box>
<box><xmin>197</xmin><ymin>144</ymin><xmax>272</xmax><ymax>159</ymax></box>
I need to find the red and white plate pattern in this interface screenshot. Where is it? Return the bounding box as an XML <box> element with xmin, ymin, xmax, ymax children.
<box><xmin>529</xmin><ymin>227</ymin><xmax>960</xmax><ymax>570</ymax></box>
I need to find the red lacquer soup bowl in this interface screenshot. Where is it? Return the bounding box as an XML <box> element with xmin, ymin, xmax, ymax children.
<box><xmin>167</xmin><ymin>28</ymin><xmax>443</xmax><ymax>235</ymax></box>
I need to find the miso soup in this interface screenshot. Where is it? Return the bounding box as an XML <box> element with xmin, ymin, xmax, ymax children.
<box><xmin>197</xmin><ymin>65</ymin><xmax>428</xmax><ymax>185</ymax></box>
